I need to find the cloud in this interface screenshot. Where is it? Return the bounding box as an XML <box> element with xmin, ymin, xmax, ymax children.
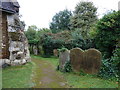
<box><xmin>17</xmin><ymin>0</ymin><xmax>119</xmax><ymax>29</ymax></box>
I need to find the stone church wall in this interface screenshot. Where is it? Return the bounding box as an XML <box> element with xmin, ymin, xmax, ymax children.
<box><xmin>0</xmin><ymin>13</ymin><xmax>31</xmax><ymax>66</ymax></box>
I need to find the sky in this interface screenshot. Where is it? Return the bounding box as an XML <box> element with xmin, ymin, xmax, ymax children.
<box><xmin>17</xmin><ymin>0</ymin><xmax>120</xmax><ymax>29</ymax></box>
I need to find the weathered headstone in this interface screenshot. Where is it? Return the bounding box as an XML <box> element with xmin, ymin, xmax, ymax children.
<box><xmin>53</xmin><ymin>49</ymin><xmax>58</xmax><ymax>57</ymax></box>
<box><xmin>84</xmin><ymin>48</ymin><xmax>101</xmax><ymax>74</ymax></box>
<box><xmin>70</xmin><ymin>48</ymin><xmax>102</xmax><ymax>74</ymax></box>
<box><xmin>59</xmin><ymin>49</ymin><xmax>70</xmax><ymax>71</ymax></box>
<box><xmin>70</xmin><ymin>48</ymin><xmax>84</xmax><ymax>72</ymax></box>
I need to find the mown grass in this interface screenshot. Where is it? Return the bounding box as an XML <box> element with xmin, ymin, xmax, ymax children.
<box><xmin>32</xmin><ymin>55</ymin><xmax>118</xmax><ymax>88</ymax></box>
<box><xmin>2</xmin><ymin>62</ymin><xmax>35</xmax><ymax>88</ymax></box>
<box><xmin>3</xmin><ymin>55</ymin><xmax>118</xmax><ymax>88</ymax></box>
<box><xmin>31</xmin><ymin>55</ymin><xmax>59</xmax><ymax>67</ymax></box>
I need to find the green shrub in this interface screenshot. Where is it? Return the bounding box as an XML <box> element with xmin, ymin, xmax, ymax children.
<box><xmin>63</xmin><ymin>61</ymin><xmax>72</xmax><ymax>72</ymax></box>
<box><xmin>98</xmin><ymin>48</ymin><xmax>120</xmax><ymax>81</ymax></box>
<box><xmin>58</xmin><ymin>47</ymin><xmax>68</xmax><ymax>52</ymax></box>
<box><xmin>95</xmin><ymin>11</ymin><xmax>120</xmax><ymax>58</ymax></box>
<box><xmin>95</xmin><ymin>11</ymin><xmax>120</xmax><ymax>81</ymax></box>
<box><xmin>57</xmin><ymin>60</ymin><xmax>72</xmax><ymax>73</ymax></box>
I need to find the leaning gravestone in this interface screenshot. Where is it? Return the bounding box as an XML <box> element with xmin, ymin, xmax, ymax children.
<box><xmin>70</xmin><ymin>48</ymin><xmax>101</xmax><ymax>74</ymax></box>
<box><xmin>59</xmin><ymin>49</ymin><xmax>70</xmax><ymax>71</ymax></box>
<box><xmin>70</xmin><ymin>48</ymin><xmax>84</xmax><ymax>72</ymax></box>
<box><xmin>84</xmin><ymin>48</ymin><xmax>102</xmax><ymax>74</ymax></box>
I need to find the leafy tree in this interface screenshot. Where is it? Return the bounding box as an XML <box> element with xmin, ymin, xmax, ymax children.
<box><xmin>50</xmin><ymin>9</ymin><xmax>72</xmax><ymax>33</ymax></box>
<box><xmin>25</xmin><ymin>25</ymin><xmax>38</xmax><ymax>41</ymax></box>
<box><xmin>70</xmin><ymin>1</ymin><xmax>98</xmax><ymax>39</ymax></box>
<box><xmin>25</xmin><ymin>25</ymin><xmax>39</xmax><ymax>54</ymax></box>
<box><xmin>36</xmin><ymin>28</ymin><xmax>52</xmax><ymax>41</ymax></box>
<box><xmin>95</xmin><ymin>11</ymin><xmax>120</xmax><ymax>58</ymax></box>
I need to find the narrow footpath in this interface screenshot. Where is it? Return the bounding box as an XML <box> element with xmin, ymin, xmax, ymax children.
<box><xmin>31</xmin><ymin>58</ymin><xmax>69</xmax><ymax>88</ymax></box>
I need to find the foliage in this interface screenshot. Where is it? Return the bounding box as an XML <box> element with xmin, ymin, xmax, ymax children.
<box><xmin>98</xmin><ymin>46</ymin><xmax>120</xmax><ymax>81</ymax></box>
<box><xmin>40</xmin><ymin>31</ymin><xmax>70</xmax><ymax>56</ymax></box>
<box><xmin>50</xmin><ymin>9</ymin><xmax>72</xmax><ymax>33</ymax></box>
<box><xmin>58</xmin><ymin>47</ymin><xmax>68</xmax><ymax>52</ymax></box>
<box><xmin>63</xmin><ymin>61</ymin><xmax>72</xmax><ymax>72</ymax></box>
<box><xmin>29</xmin><ymin>40</ymin><xmax>39</xmax><ymax>45</ymax></box>
<box><xmin>70</xmin><ymin>1</ymin><xmax>98</xmax><ymax>39</ymax></box>
<box><xmin>39</xmin><ymin>28</ymin><xmax>95</xmax><ymax>55</ymax></box>
<box><xmin>25</xmin><ymin>25</ymin><xmax>38</xmax><ymax>41</ymax></box>
<box><xmin>41</xmin><ymin>35</ymin><xmax>54</xmax><ymax>56</ymax></box>
<box><xmin>25</xmin><ymin>26</ymin><xmax>51</xmax><ymax>55</ymax></box>
<box><xmin>95</xmin><ymin>11</ymin><xmax>120</xmax><ymax>58</ymax></box>
<box><xmin>98</xmin><ymin>59</ymin><xmax>118</xmax><ymax>81</ymax></box>
<box><xmin>40</xmin><ymin>30</ymin><xmax>94</xmax><ymax>56</ymax></box>
<box><xmin>78</xmin><ymin>70</ymin><xmax>86</xmax><ymax>76</ymax></box>
<box><xmin>36</xmin><ymin>28</ymin><xmax>52</xmax><ymax>40</ymax></box>
<box><xmin>89</xmin><ymin>25</ymin><xmax>98</xmax><ymax>39</ymax></box>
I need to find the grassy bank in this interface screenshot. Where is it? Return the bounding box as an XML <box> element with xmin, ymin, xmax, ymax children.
<box><xmin>2</xmin><ymin>62</ymin><xmax>34</xmax><ymax>88</ymax></box>
<box><xmin>32</xmin><ymin>55</ymin><xmax>118</xmax><ymax>88</ymax></box>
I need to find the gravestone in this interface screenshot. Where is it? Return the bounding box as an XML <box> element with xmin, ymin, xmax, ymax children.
<box><xmin>59</xmin><ymin>49</ymin><xmax>70</xmax><ymax>71</ymax></box>
<box><xmin>84</xmin><ymin>48</ymin><xmax>101</xmax><ymax>74</ymax></box>
<box><xmin>33</xmin><ymin>45</ymin><xmax>38</xmax><ymax>55</ymax></box>
<box><xmin>70</xmin><ymin>48</ymin><xmax>101</xmax><ymax>74</ymax></box>
<box><xmin>53</xmin><ymin>49</ymin><xmax>58</xmax><ymax>57</ymax></box>
<box><xmin>70</xmin><ymin>48</ymin><xmax>84</xmax><ymax>72</ymax></box>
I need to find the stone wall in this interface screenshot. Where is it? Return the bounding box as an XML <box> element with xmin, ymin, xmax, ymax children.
<box><xmin>0</xmin><ymin>11</ymin><xmax>2</xmax><ymax>59</ymax></box>
<box><xmin>0</xmin><ymin>13</ymin><xmax>31</xmax><ymax>66</ymax></box>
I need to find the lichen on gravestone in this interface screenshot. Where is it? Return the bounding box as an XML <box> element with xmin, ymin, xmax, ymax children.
<box><xmin>84</xmin><ymin>48</ymin><xmax>102</xmax><ymax>74</ymax></box>
<box><xmin>59</xmin><ymin>49</ymin><xmax>70</xmax><ymax>71</ymax></box>
<box><xmin>70</xmin><ymin>48</ymin><xmax>102</xmax><ymax>74</ymax></box>
<box><xmin>70</xmin><ymin>48</ymin><xmax>84</xmax><ymax>72</ymax></box>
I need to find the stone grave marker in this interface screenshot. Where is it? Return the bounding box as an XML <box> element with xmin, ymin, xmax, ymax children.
<box><xmin>70</xmin><ymin>48</ymin><xmax>102</xmax><ymax>74</ymax></box>
<box><xmin>59</xmin><ymin>49</ymin><xmax>70</xmax><ymax>71</ymax></box>
<box><xmin>70</xmin><ymin>48</ymin><xmax>84</xmax><ymax>72</ymax></box>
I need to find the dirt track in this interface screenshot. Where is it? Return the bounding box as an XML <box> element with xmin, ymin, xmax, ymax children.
<box><xmin>32</xmin><ymin>58</ymin><xmax>69</xmax><ymax>88</ymax></box>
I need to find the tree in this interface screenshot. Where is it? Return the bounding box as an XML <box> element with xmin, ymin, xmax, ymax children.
<box><xmin>25</xmin><ymin>25</ymin><xmax>38</xmax><ymax>41</ymax></box>
<box><xmin>25</xmin><ymin>25</ymin><xmax>39</xmax><ymax>54</ymax></box>
<box><xmin>50</xmin><ymin>9</ymin><xmax>72</xmax><ymax>33</ymax></box>
<box><xmin>95</xmin><ymin>11</ymin><xmax>120</xmax><ymax>58</ymax></box>
<box><xmin>70</xmin><ymin>1</ymin><xmax>98</xmax><ymax>39</ymax></box>
<box><xmin>36</xmin><ymin>28</ymin><xmax>52</xmax><ymax>41</ymax></box>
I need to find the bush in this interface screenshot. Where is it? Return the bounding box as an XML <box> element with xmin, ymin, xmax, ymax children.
<box><xmin>63</xmin><ymin>61</ymin><xmax>72</xmax><ymax>72</ymax></box>
<box><xmin>95</xmin><ymin>11</ymin><xmax>120</xmax><ymax>81</ymax></box>
<box><xmin>98</xmin><ymin>48</ymin><xmax>120</xmax><ymax>81</ymax></box>
<box><xmin>57</xmin><ymin>60</ymin><xmax>72</xmax><ymax>73</ymax></box>
<box><xmin>95</xmin><ymin>11</ymin><xmax>120</xmax><ymax>58</ymax></box>
<box><xmin>58</xmin><ymin>47</ymin><xmax>68</xmax><ymax>52</ymax></box>
<box><xmin>40</xmin><ymin>30</ymin><xmax>95</xmax><ymax>56</ymax></box>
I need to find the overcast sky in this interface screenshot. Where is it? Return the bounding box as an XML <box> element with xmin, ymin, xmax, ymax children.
<box><xmin>17</xmin><ymin>0</ymin><xmax>119</xmax><ymax>29</ymax></box>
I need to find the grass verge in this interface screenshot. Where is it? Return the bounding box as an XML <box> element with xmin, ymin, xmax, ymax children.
<box><xmin>2</xmin><ymin>62</ymin><xmax>34</xmax><ymax>88</ymax></box>
<box><xmin>31</xmin><ymin>55</ymin><xmax>118</xmax><ymax>88</ymax></box>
